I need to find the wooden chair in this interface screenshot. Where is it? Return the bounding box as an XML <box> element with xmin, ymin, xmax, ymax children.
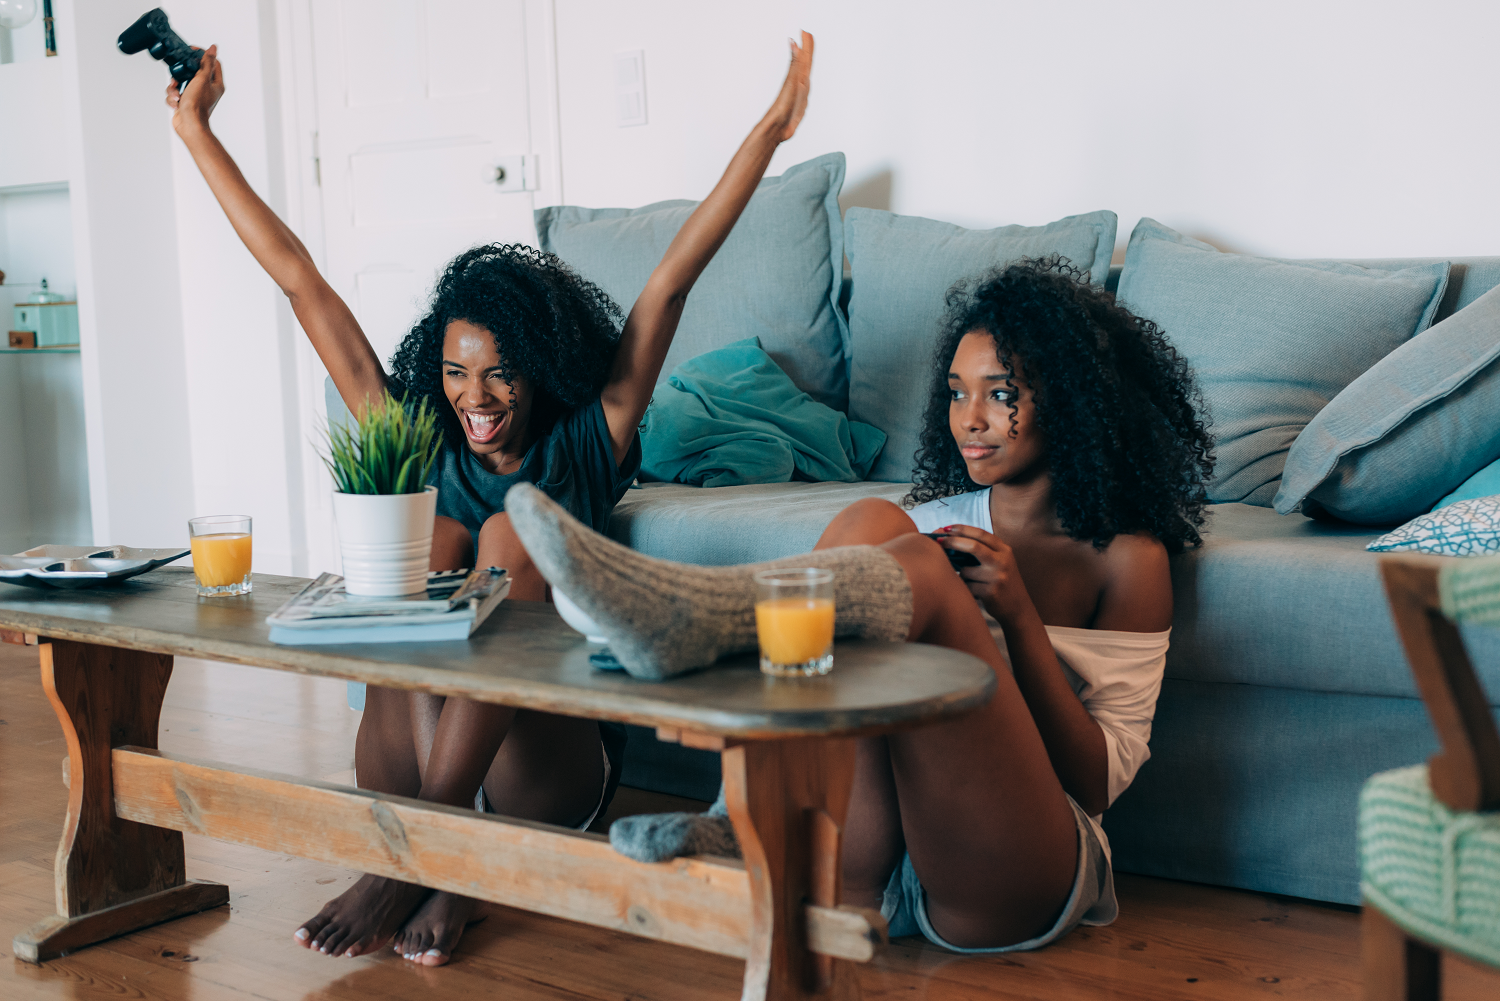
<box><xmin>1367</xmin><ymin>556</ymin><xmax>1500</xmax><ymax>1000</ymax></box>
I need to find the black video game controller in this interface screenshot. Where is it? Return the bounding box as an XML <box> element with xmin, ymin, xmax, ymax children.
<box><xmin>925</xmin><ymin>532</ymin><xmax>980</xmax><ymax>570</ymax></box>
<box><xmin>118</xmin><ymin>8</ymin><xmax>202</xmax><ymax>88</ymax></box>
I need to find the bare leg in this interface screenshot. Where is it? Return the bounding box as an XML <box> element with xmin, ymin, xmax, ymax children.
<box><xmin>477</xmin><ymin>512</ymin><xmax>546</xmax><ymax>601</ymax></box>
<box><xmin>393</xmin><ymin>513</ymin><xmax>599</xmax><ymax>965</ymax></box>
<box><xmin>822</xmin><ymin>501</ymin><xmax>1079</xmax><ymax>948</ymax></box>
<box><xmin>431</xmin><ymin>514</ymin><xmax>475</xmax><ymax>570</ymax></box>
<box><xmin>840</xmin><ymin>522</ymin><xmax>1086</xmax><ymax>954</ymax></box>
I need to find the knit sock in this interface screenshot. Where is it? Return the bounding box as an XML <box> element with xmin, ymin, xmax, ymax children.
<box><xmin>609</xmin><ymin>783</ymin><xmax>739</xmax><ymax>862</ymax></box>
<box><xmin>503</xmin><ymin>483</ymin><xmax>914</xmax><ymax>679</ymax></box>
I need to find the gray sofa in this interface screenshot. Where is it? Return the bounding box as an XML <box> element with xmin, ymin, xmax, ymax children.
<box><xmin>606</xmin><ymin>261</ymin><xmax>1500</xmax><ymax>907</ymax></box>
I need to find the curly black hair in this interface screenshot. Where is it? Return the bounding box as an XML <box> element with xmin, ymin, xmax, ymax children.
<box><xmin>906</xmin><ymin>256</ymin><xmax>1214</xmax><ymax>555</ymax></box>
<box><xmin>387</xmin><ymin>244</ymin><xmax>623</xmax><ymax>451</ymax></box>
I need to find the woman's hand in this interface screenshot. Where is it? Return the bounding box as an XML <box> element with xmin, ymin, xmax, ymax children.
<box><xmin>932</xmin><ymin>524</ymin><xmax>1036</xmax><ymax>626</ymax></box>
<box><xmin>167</xmin><ymin>45</ymin><xmax>224</xmax><ymax>135</ymax></box>
<box><xmin>761</xmin><ymin>31</ymin><xmax>813</xmax><ymax>142</ymax></box>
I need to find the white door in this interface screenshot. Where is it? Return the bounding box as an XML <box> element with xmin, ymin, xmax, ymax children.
<box><xmin>310</xmin><ymin>0</ymin><xmax>542</xmax><ymax>365</ymax></box>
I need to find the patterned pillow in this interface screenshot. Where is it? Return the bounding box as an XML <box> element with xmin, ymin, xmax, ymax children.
<box><xmin>1367</xmin><ymin>495</ymin><xmax>1500</xmax><ymax>556</ymax></box>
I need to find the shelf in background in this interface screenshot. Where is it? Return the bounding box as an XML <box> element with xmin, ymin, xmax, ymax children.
<box><xmin>0</xmin><ymin>347</ymin><xmax>79</xmax><ymax>354</ymax></box>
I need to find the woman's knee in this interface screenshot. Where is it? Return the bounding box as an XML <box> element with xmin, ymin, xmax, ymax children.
<box><xmin>431</xmin><ymin>515</ymin><xmax>474</xmax><ymax>570</ymax></box>
<box><xmin>816</xmin><ymin>498</ymin><xmax>918</xmax><ymax>548</ymax></box>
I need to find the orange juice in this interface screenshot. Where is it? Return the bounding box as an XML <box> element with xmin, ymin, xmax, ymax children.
<box><xmin>755</xmin><ymin>598</ymin><xmax>835</xmax><ymax>665</ymax></box>
<box><xmin>190</xmin><ymin>533</ymin><xmax>252</xmax><ymax>587</ymax></box>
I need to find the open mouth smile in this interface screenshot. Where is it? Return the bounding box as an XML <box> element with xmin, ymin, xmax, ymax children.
<box><xmin>463</xmin><ymin>409</ymin><xmax>507</xmax><ymax>444</ymax></box>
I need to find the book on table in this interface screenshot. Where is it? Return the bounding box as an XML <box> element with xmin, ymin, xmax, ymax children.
<box><xmin>266</xmin><ymin>567</ymin><xmax>510</xmax><ymax>644</ymax></box>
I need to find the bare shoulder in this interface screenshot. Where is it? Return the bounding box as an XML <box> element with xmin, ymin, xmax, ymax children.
<box><xmin>1093</xmin><ymin>532</ymin><xmax>1173</xmax><ymax>633</ymax></box>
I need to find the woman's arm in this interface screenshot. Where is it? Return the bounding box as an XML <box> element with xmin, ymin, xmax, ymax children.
<box><xmin>168</xmin><ymin>46</ymin><xmax>387</xmax><ymax>417</ymax></box>
<box><xmin>599</xmin><ymin>33</ymin><xmax>815</xmax><ymax>465</ymax></box>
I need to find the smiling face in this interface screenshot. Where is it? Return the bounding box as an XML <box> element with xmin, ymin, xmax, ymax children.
<box><xmin>441</xmin><ymin>319</ymin><xmax>535</xmax><ymax>468</ymax></box>
<box><xmin>947</xmin><ymin>330</ymin><xmax>1046</xmax><ymax>486</ymax></box>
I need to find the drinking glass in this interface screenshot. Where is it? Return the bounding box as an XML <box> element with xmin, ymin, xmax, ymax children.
<box><xmin>753</xmin><ymin>568</ymin><xmax>834</xmax><ymax>677</ymax></box>
<box><xmin>189</xmin><ymin>515</ymin><xmax>253</xmax><ymax>597</ymax></box>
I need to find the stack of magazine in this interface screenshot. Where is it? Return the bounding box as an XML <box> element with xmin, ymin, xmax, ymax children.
<box><xmin>266</xmin><ymin>567</ymin><xmax>510</xmax><ymax>645</ymax></box>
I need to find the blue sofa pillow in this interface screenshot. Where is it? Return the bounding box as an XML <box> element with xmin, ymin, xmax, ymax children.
<box><xmin>535</xmin><ymin>152</ymin><xmax>848</xmax><ymax>411</ymax></box>
<box><xmin>1434</xmin><ymin>456</ymin><xmax>1500</xmax><ymax>512</ymax></box>
<box><xmin>1367</xmin><ymin>496</ymin><xmax>1500</xmax><ymax>557</ymax></box>
<box><xmin>845</xmin><ymin>208</ymin><xmax>1117</xmax><ymax>483</ymax></box>
<box><xmin>1117</xmin><ymin>219</ymin><xmax>1450</xmax><ymax>506</ymax></box>
<box><xmin>1274</xmin><ymin>282</ymin><xmax>1500</xmax><ymax>524</ymax></box>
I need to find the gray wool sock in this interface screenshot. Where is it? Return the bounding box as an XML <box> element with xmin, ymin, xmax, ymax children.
<box><xmin>504</xmin><ymin>483</ymin><xmax>914</xmax><ymax>679</ymax></box>
<box><xmin>609</xmin><ymin>783</ymin><xmax>739</xmax><ymax>862</ymax></box>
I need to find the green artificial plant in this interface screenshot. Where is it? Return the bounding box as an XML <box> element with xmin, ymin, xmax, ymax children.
<box><xmin>321</xmin><ymin>392</ymin><xmax>441</xmax><ymax>495</ymax></box>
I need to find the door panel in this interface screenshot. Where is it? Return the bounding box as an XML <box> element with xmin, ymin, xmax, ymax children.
<box><xmin>312</xmin><ymin>0</ymin><xmax>535</xmax><ymax>370</ymax></box>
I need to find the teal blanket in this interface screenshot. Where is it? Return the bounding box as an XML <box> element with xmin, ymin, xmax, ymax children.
<box><xmin>641</xmin><ymin>339</ymin><xmax>886</xmax><ymax>487</ymax></box>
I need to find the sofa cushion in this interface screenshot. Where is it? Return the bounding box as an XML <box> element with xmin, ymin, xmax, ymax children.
<box><xmin>535</xmin><ymin>152</ymin><xmax>848</xmax><ymax>410</ymax></box>
<box><xmin>1167</xmin><ymin>503</ymin><xmax>1500</xmax><ymax>701</ymax></box>
<box><xmin>844</xmin><ymin>207</ymin><xmax>1117</xmax><ymax>482</ymax></box>
<box><xmin>607</xmin><ymin>481</ymin><xmax>910</xmax><ymax>565</ymax></box>
<box><xmin>1116</xmin><ymin>219</ymin><xmax>1451</xmax><ymax>506</ymax></box>
<box><xmin>1273</xmin><ymin>282</ymin><xmax>1500</xmax><ymax>524</ymax></box>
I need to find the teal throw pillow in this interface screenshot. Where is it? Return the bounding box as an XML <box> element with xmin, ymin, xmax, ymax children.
<box><xmin>1274</xmin><ymin>279</ymin><xmax>1500</xmax><ymax>524</ymax></box>
<box><xmin>1367</xmin><ymin>495</ymin><xmax>1500</xmax><ymax>557</ymax></box>
<box><xmin>1117</xmin><ymin>219</ymin><xmax>1450</xmax><ymax>506</ymax></box>
<box><xmin>535</xmin><ymin>153</ymin><xmax>848</xmax><ymax>411</ymax></box>
<box><xmin>845</xmin><ymin>208</ymin><xmax>1117</xmax><ymax>482</ymax></box>
<box><xmin>641</xmin><ymin>338</ymin><xmax>886</xmax><ymax>488</ymax></box>
<box><xmin>1434</xmin><ymin>455</ymin><xmax>1500</xmax><ymax>512</ymax></box>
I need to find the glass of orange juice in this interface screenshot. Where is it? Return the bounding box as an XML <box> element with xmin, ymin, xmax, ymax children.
<box><xmin>189</xmin><ymin>515</ymin><xmax>253</xmax><ymax>597</ymax></box>
<box><xmin>753</xmin><ymin>568</ymin><xmax>835</xmax><ymax>677</ymax></box>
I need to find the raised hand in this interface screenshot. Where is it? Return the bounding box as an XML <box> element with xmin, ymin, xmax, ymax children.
<box><xmin>762</xmin><ymin>31</ymin><xmax>813</xmax><ymax>143</ymax></box>
<box><xmin>166</xmin><ymin>45</ymin><xmax>225</xmax><ymax>135</ymax></box>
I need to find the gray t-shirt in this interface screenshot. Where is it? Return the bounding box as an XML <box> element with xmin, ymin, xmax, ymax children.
<box><xmin>429</xmin><ymin>398</ymin><xmax>640</xmax><ymax>543</ymax></box>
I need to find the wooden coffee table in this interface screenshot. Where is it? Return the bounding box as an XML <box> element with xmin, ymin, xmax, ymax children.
<box><xmin>1</xmin><ymin>567</ymin><xmax>994</xmax><ymax>1000</ymax></box>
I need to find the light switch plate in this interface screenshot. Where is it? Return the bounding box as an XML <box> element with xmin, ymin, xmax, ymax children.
<box><xmin>615</xmin><ymin>49</ymin><xmax>647</xmax><ymax>127</ymax></box>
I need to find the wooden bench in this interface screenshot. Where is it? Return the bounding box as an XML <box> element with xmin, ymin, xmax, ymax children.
<box><xmin>1</xmin><ymin>567</ymin><xmax>995</xmax><ymax>1000</ymax></box>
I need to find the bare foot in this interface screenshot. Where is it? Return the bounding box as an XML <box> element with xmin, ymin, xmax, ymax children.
<box><xmin>294</xmin><ymin>874</ymin><xmax>430</xmax><ymax>957</ymax></box>
<box><xmin>392</xmin><ymin>891</ymin><xmax>485</xmax><ymax>966</ymax></box>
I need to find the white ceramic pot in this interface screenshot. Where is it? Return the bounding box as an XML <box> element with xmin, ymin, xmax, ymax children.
<box><xmin>553</xmin><ymin>588</ymin><xmax>608</xmax><ymax>644</ymax></box>
<box><xmin>332</xmin><ymin>485</ymin><xmax>438</xmax><ymax>597</ymax></box>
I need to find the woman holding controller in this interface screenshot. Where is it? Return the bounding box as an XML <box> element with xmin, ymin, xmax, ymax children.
<box><xmin>168</xmin><ymin>34</ymin><xmax>815</xmax><ymax>965</ymax></box>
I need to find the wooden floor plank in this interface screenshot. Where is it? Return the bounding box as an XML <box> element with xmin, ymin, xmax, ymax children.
<box><xmin>2</xmin><ymin>642</ymin><xmax>1496</xmax><ymax>1000</ymax></box>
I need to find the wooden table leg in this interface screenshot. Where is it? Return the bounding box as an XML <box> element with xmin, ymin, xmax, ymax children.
<box><xmin>1363</xmin><ymin>906</ymin><xmax>1440</xmax><ymax>1001</ymax></box>
<box><xmin>723</xmin><ymin>737</ymin><xmax>861</xmax><ymax>1001</ymax></box>
<box><xmin>12</xmin><ymin>639</ymin><xmax>228</xmax><ymax>963</ymax></box>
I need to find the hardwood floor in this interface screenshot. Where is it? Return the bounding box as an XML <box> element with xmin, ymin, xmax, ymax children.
<box><xmin>1</xmin><ymin>640</ymin><xmax>1492</xmax><ymax>1000</ymax></box>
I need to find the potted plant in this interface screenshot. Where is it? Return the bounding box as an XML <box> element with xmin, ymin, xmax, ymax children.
<box><xmin>321</xmin><ymin>393</ymin><xmax>441</xmax><ymax>596</ymax></box>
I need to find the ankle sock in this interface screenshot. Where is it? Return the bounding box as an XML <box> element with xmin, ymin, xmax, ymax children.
<box><xmin>504</xmin><ymin>483</ymin><xmax>913</xmax><ymax>679</ymax></box>
<box><xmin>609</xmin><ymin>783</ymin><xmax>739</xmax><ymax>862</ymax></box>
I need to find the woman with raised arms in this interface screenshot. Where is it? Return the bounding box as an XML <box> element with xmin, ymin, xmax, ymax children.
<box><xmin>167</xmin><ymin>32</ymin><xmax>814</xmax><ymax>965</ymax></box>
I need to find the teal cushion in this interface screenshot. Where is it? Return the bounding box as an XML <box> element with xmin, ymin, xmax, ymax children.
<box><xmin>1436</xmin><ymin>457</ymin><xmax>1500</xmax><ymax>512</ymax></box>
<box><xmin>1117</xmin><ymin>219</ymin><xmax>1450</xmax><ymax>507</ymax></box>
<box><xmin>845</xmin><ymin>208</ymin><xmax>1117</xmax><ymax>482</ymax></box>
<box><xmin>534</xmin><ymin>152</ymin><xmax>848</xmax><ymax>411</ymax></box>
<box><xmin>640</xmin><ymin>338</ymin><xmax>886</xmax><ymax>487</ymax></box>
<box><xmin>1275</xmin><ymin>283</ymin><xmax>1500</xmax><ymax>524</ymax></box>
<box><xmin>1360</xmin><ymin>765</ymin><xmax>1500</xmax><ymax>968</ymax></box>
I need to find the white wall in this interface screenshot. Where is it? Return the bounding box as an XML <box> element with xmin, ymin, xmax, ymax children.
<box><xmin>0</xmin><ymin>186</ymin><xmax>76</xmax><ymax>318</ymax></box>
<box><xmin>552</xmin><ymin>0</ymin><xmax>1500</xmax><ymax>260</ymax></box>
<box><xmin>60</xmin><ymin>0</ymin><xmax>197</xmax><ymax>547</ymax></box>
<box><xmin>166</xmin><ymin>0</ymin><xmax>308</xmax><ymax>576</ymax></box>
